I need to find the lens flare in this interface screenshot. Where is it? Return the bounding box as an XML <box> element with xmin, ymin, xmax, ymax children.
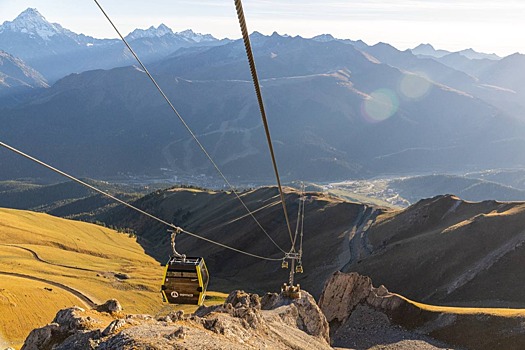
<box><xmin>399</xmin><ymin>73</ymin><xmax>431</xmax><ymax>99</ymax></box>
<box><xmin>362</xmin><ymin>89</ymin><xmax>399</xmax><ymax>123</ymax></box>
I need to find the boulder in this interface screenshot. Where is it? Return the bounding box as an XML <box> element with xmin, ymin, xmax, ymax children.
<box><xmin>95</xmin><ymin>299</ymin><xmax>122</xmax><ymax>314</ymax></box>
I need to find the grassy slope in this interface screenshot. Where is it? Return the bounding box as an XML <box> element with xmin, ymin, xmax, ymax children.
<box><xmin>388</xmin><ymin>292</ymin><xmax>525</xmax><ymax>350</ymax></box>
<box><xmin>100</xmin><ymin>186</ymin><xmax>371</xmax><ymax>297</ymax></box>
<box><xmin>0</xmin><ymin>208</ymin><xmax>225</xmax><ymax>349</ymax></box>
<box><xmin>348</xmin><ymin>194</ymin><xmax>525</xmax><ymax>308</ymax></box>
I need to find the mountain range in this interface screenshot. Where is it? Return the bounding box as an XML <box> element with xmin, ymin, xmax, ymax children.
<box><xmin>1</xmin><ymin>8</ymin><xmax>525</xmax><ymax>183</ymax></box>
<box><xmin>0</xmin><ymin>49</ymin><xmax>48</xmax><ymax>98</ymax></box>
<box><xmin>0</xmin><ymin>8</ymin><xmax>229</xmax><ymax>82</ymax></box>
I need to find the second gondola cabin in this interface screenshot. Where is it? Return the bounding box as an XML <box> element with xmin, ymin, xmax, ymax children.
<box><xmin>161</xmin><ymin>256</ymin><xmax>209</xmax><ymax>305</ymax></box>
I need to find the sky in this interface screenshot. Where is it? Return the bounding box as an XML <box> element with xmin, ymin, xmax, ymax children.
<box><xmin>1</xmin><ymin>0</ymin><xmax>524</xmax><ymax>56</ymax></box>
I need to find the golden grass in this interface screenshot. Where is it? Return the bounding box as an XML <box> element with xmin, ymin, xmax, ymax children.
<box><xmin>0</xmin><ymin>208</ymin><xmax>171</xmax><ymax>348</ymax></box>
<box><xmin>0</xmin><ymin>275</ymin><xmax>81</xmax><ymax>345</ymax></box>
<box><xmin>395</xmin><ymin>293</ymin><xmax>525</xmax><ymax>317</ymax></box>
<box><xmin>168</xmin><ymin>187</ymin><xmax>208</xmax><ymax>193</ymax></box>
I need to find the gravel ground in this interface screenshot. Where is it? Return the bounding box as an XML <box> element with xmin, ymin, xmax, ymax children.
<box><xmin>331</xmin><ymin>305</ymin><xmax>457</xmax><ymax>350</ymax></box>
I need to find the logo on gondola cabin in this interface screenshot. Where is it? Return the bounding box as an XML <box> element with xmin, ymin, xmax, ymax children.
<box><xmin>170</xmin><ymin>291</ymin><xmax>194</xmax><ymax>298</ymax></box>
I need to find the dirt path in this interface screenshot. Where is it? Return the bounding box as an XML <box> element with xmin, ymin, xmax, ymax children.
<box><xmin>345</xmin><ymin>206</ymin><xmax>380</xmax><ymax>266</ymax></box>
<box><xmin>1</xmin><ymin>244</ymin><xmax>99</xmax><ymax>273</ymax></box>
<box><xmin>0</xmin><ymin>271</ymin><xmax>97</xmax><ymax>308</ymax></box>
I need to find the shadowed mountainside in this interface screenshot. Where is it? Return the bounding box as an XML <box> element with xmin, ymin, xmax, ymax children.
<box><xmin>98</xmin><ymin>186</ymin><xmax>378</xmax><ymax>298</ymax></box>
<box><xmin>95</xmin><ymin>186</ymin><xmax>525</xmax><ymax>308</ymax></box>
<box><xmin>0</xmin><ymin>179</ymin><xmax>153</xmax><ymax>221</ymax></box>
<box><xmin>0</xmin><ymin>50</ymin><xmax>48</xmax><ymax>99</ymax></box>
<box><xmin>345</xmin><ymin>194</ymin><xmax>525</xmax><ymax>308</ymax></box>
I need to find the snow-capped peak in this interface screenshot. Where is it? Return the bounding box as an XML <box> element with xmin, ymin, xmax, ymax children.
<box><xmin>176</xmin><ymin>29</ymin><xmax>216</xmax><ymax>43</ymax></box>
<box><xmin>0</xmin><ymin>8</ymin><xmax>62</xmax><ymax>40</ymax></box>
<box><xmin>126</xmin><ymin>24</ymin><xmax>174</xmax><ymax>40</ymax></box>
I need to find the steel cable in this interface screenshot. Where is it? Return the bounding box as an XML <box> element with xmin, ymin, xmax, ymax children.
<box><xmin>233</xmin><ymin>0</ymin><xmax>295</xmax><ymax>246</ymax></box>
<box><xmin>92</xmin><ymin>0</ymin><xmax>286</xmax><ymax>254</ymax></box>
<box><xmin>0</xmin><ymin>141</ymin><xmax>283</xmax><ymax>261</ymax></box>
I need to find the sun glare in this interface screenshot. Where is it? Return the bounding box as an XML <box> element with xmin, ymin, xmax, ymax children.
<box><xmin>399</xmin><ymin>73</ymin><xmax>432</xmax><ymax>100</ymax></box>
<box><xmin>362</xmin><ymin>88</ymin><xmax>399</xmax><ymax>123</ymax></box>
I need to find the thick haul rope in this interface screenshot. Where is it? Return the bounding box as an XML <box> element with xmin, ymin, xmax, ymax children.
<box><xmin>233</xmin><ymin>0</ymin><xmax>295</xmax><ymax>247</ymax></box>
<box><xmin>0</xmin><ymin>141</ymin><xmax>282</xmax><ymax>262</ymax></box>
<box><xmin>92</xmin><ymin>0</ymin><xmax>286</xmax><ymax>254</ymax></box>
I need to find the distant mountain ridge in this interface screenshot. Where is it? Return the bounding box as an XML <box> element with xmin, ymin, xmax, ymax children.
<box><xmin>126</xmin><ymin>25</ymin><xmax>217</xmax><ymax>43</ymax></box>
<box><xmin>388</xmin><ymin>174</ymin><xmax>525</xmax><ymax>204</ymax></box>
<box><xmin>411</xmin><ymin>43</ymin><xmax>501</xmax><ymax>60</ymax></box>
<box><xmin>2</xmin><ymin>29</ymin><xmax>525</xmax><ymax>182</ymax></box>
<box><xmin>0</xmin><ymin>50</ymin><xmax>48</xmax><ymax>96</ymax></box>
<box><xmin>0</xmin><ymin>8</ymin><xmax>105</xmax><ymax>46</ymax></box>
<box><xmin>2</xmin><ymin>8</ymin><xmax>525</xmax><ymax>183</ymax></box>
<box><xmin>0</xmin><ymin>8</ymin><xmax>229</xmax><ymax>82</ymax></box>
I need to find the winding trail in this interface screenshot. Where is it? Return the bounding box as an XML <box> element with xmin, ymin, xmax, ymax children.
<box><xmin>0</xmin><ymin>271</ymin><xmax>97</xmax><ymax>308</ymax></box>
<box><xmin>0</xmin><ymin>244</ymin><xmax>99</xmax><ymax>272</ymax></box>
<box><xmin>0</xmin><ymin>244</ymin><xmax>100</xmax><ymax>308</ymax></box>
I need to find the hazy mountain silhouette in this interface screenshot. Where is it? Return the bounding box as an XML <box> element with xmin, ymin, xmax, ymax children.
<box><xmin>411</xmin><ymin>43</ymin><xmax>452</xmax><ymax>58</ymax></box>
<box><xmin>360</xmin><ymin>43</ymin><xmax>525</xmax><ymax>123</ymax></box>
<box><xmin>2</xmin><ymin>10</ymin><xmax>525</xmax><ymax>182</ymax></box>
<box><xmin>411</xmin><ymin>43</ymin><xmax>500</xmax><ymax>61</ymax></box>
<box><xmin>431</xmin><ymin>52</ymin><xmax>495</xmax><ymax>78</ymax></box>
<box><xmin>389</xmin><ymin>174</ymin><xmax>525</xmax><ymax>203</ymax></box>
<box><xmin>0</xmin><ymin>50</ymin><xmax>48</xmax><ymax>102</ymax></box>
<box><xmin>2</xmin><ymin>30</ymin><xmax>525</xmax><ymax>182</ymax></box>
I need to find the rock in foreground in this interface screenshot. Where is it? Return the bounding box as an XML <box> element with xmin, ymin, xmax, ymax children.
<box><xmin>22</xmin><ymin>290</ymin><xmax>331</xmax><ymax>350</ymax></box>
<box><xmin>319</xmin><ymin>271</ymin><xmax>525</xmax><ymax>350</ymax></box>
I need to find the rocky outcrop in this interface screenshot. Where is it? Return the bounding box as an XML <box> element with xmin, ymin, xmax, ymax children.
<box><xmin>318</xmin><ymin>271</ymin><xmax>441</xmax><ymax>349</ymax></box>
<box><xmin>319</xmin><ymin>271</ymin><xmax>525</xmax><ymax>350</ymax></box>
<box><xmin>319</xmin><ymin>271</ymin><xmax>402</xmax><ymax>328</ymax></box>
<box><xmin>22</xmin><ymin>305</ymin><xmax>107</xmax><ymax>350</ymax></box>
<box><xmin>260</xmin><ymin>290</ymin><xmax>330</xmax><ymax>343</ymax></box>
<box><xmin>22</xmin><ymin>290</ymin><xmax>331</xmax><ymax>350</ymax></box>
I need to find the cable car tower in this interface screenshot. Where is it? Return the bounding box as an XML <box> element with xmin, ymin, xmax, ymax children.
<box><xmin>280</xmin><ymin>182</ymin><xmax>306</xmax><ymax>298</ymax></box>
